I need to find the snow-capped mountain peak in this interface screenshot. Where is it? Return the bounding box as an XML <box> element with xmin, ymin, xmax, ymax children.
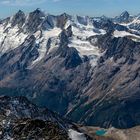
<box><xmin>120</xmin><ymin>11</ymin><xmax>129</xmax><ymax>18</ymax></box>
<box><xmin>2</xmin><ymin>9</ymin><xmax>140</xmax><ymax>69</ymax></box>
<box><xmin>0</xmin><ymin>9</ymin><xmax>107</xmax><ymax>68</ymax></box>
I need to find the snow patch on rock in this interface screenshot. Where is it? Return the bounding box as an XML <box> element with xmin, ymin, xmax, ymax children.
<box><xmin>31</xmin><ymin>27</ymin><xmax>62</xmax><ymax>65</ymax></box>
<box><xmin>68</xmin><ymin>21</ymin><xmax>105</xmax><ymax>67</ymax></box>
<box><xmin>68</xmin><ymin>129</ymin><xmax>86</xmax><ymax>140</ymax></box>
<box><xmin>0</xmin><ymin>24</ymin><xmax>27</xmax><ymax>56</ymax></box>
<box><xmin>113</xmin><ymin>30</ymin><xmax>140</xmax><ymax>39</ymax></box>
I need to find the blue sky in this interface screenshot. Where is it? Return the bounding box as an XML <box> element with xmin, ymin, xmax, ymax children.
<box><xmin>0</xmin><ymin>0</ymin><xmax>140</xmax><ymax>18</ymax></box>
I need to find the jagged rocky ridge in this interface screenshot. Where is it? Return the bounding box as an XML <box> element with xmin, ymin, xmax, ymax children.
<box><xmin>0</xmin><ymin>96</ymin><xmax>69</xmax><ymax>139</ymax></box>
<box><xmin>0</xmin><ymin>96</ymin><xmax>91</xmax><ymax>140</ymax></box>
<box><xmin>0</xmin><ymin>9</ymin><xmax>140</xmax><ymax>129</ymax></box>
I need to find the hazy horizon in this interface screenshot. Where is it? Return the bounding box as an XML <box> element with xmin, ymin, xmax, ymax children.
<box><xmin>0</xmin><ymin>0</ymin><xmax>140</xmax><ymax>18</ymax></box>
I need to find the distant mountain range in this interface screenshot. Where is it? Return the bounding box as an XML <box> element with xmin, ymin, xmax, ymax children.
<box><xmin>0</xmin><ymin>9</ymin><xmax>140</xmax><ymax>130</ymax></box>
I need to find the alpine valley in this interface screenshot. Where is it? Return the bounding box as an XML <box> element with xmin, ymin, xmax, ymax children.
<box><xmin>0</xmin><ymin>9</ymin><xmax>140</xmax><ymax>140</ymax></box>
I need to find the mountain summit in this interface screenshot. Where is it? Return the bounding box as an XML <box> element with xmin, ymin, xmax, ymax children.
<box><xmin>113</xmin><ymin>11</ymin><xmax>131</xmax><ymax>23</ymax></box>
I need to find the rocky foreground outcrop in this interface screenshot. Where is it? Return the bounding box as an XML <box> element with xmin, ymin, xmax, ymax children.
<box><xmin>0</xmin><ymin>119</ymin><xmax>69</xmax><ymax>140</ymax></box>
<box><xmin>0</xmin><ymin>96</ymin><xmax>91</xmax><ymax>140</ymax></box>
<box><xmin>0</xmin><ymin>96</ymin><xmax>70</xmax><ymax>139</ymax></box>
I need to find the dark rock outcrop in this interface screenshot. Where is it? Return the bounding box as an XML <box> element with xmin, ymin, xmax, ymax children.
<box><xmin>0</xmin><ymin>96</ymin><xmax>69</xmax><ymax>140</ymax></box>
<box><xmin>11</xmin><ymin>10</ymin><xmax>26</xmax><ymax>27</ymax></box>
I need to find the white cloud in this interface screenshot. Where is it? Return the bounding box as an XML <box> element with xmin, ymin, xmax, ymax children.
<box><xmin>0</xmin><ymin>0</ymin><xmax>61</xmax><ymax>6</ymax></box>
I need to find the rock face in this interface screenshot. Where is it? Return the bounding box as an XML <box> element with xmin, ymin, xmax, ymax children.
<box><xmin>0</xmin><ymin>96</ymin><xmax>70</xmax><ymax>139</ymax></box>
<box><xmin>0</xmin><ymin>96</ymin><xmax>72</xmax><ymax>128</ymax></box>
<box><xmin>1</xmin><ymin>119</ymin><xmax>69</xmax><ymax>140</ymax></box>
<box><xmin>0</xmin><ymin>96</ymin><xmax>92</xmax><ymax>140</ymax></box>
<box><xmin>0</xmin><ymin>9</ymin><xmax>140</xmax><ymax>129</ymax></box>
<box><xmin>67</xmin><ymin>34</ymin><xmax>140</xmax><ymax>128</ymax></box>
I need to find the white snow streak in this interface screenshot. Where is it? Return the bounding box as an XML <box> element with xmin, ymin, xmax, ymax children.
<box><xmin>113</xmin><ymin>30</ymin><xmax>140</xmax><ymax>39</ymax></box>
<box><xmin>0</xmin><ymin>24</ymin><xmax>27</xmax><ymax>55</ymax></box>
<box><xmin>68</xmin><ymin>129</ymin><xmax>86</xmax><ymax>140</ymax></box>
<box><xmin>31</xmin><ymin>27</ymin><xmax>61</xmax><ymax>65</ymax></box>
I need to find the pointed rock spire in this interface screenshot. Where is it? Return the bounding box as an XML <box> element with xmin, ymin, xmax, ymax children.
<box><xmin>11</xmin><ymin>10</ymin><xmax>25</xmax><ymax>27</ymax></box>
